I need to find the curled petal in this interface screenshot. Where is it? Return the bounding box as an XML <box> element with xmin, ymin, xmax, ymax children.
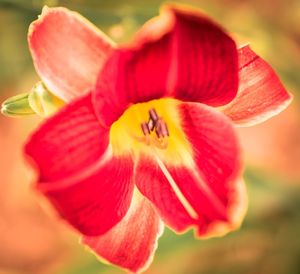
<box><xmin>25</xmin><ymin>94</ymin><xmax>134</xmax><ymax>236</ymax></box>
<box><xmin>82</xmin><ymin>191</ymin><xmax>164</xmax><ymax>273</ymax></box>
<box><xmin>135</xmin><ymin>102</ymin><xmax>246</xmax><ymax>237</ymax></box>
<box><xmin>29</xmin><ymin>6</ymin><xmax>115</xmax><ymax>102</ymax></box>
<box><xmin>221</xmin><ymin>45</ymin><xmax>292</xmax><ymax>126</ymax></box>
<box><xmin>93</xmin><ymin>4</ymin><xmax>238</xmax><ymax>127</ymax></box>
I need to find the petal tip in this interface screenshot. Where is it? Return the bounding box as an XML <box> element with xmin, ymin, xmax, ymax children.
<box><xmin>161</xmin><ymin>2</ymin><xmax>203</xmax><ymax>14</ymax></box>
<box><xmin>234</xmin><ymin>93</ymin><xmax>293</xmax><ymax>127</ymax></box>
<box><xmin>81</xmin><ymin>197</ymin><xmax>164</xmax><ymax>273</ymax></box>
<box><xmin>238</xmin><ymin>42</ymin><xmax>250</xmax><ymax>50</ymax></box>
<box><xmin>193</xmin><ymin>178</ymin><xmax>248</xmax><ymax>240</ymax></box>
<box><xmin>41</xmin><ymin>5</ymin><xmax>49</xmax><ymax>15</ymax></box>
<box><xmin>28</xmin><ymin>6</ymin><xmax>71</xmax><ymax>41</ymax></box>
<box><xmin>222</xmin><ymin>45</ymin><xmax>293</xmax><ymax>126</ymax></box>
<box><xmin>27</xmin><ymin>6</ymin><xmax>115</xmax><ymax>102</ymax></box>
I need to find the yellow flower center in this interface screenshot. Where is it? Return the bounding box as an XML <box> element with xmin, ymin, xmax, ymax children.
<box><xmin>110</xmin><ymin>98</ymin><xmax>194</xmax><ymax>166</ymax></box>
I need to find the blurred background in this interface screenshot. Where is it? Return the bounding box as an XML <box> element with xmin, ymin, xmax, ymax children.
<box><xmin>0</xmin><ymin>0</ymin><xmax>300</xmax><ymax>273</ymax></box>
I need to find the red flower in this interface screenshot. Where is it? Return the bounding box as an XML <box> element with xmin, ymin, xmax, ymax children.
<box><xmin>24</xmin><ymin>5</ymin><xmax>292</xmax><ymax>273</ymax></box>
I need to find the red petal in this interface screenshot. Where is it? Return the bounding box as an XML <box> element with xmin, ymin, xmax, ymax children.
<box><xmin>36</xmin><ymin>155</ymin><xmax>134</xmax><ymax>236</ymax></box>
<box><xmin>135</xmin><ymin>155</ymin><xmax>196</xmax><ymax>233</ymax></box>
<box><xmin>166</xmin><ymin>6</ymin><xmax>238</xmax><ymax>106</ymax></box>
<box><xmin>28</xmin><ymin>7</ymin><xmax>115</xmax><ymax>102</ymax></box>
<box><xmin>25</xmin><ymin>94</ymin><xmax>135</xmax><ymax>236</ymax></box>
<box><xmin>93</xmin><ymin>5</ymin><xmax>238</xmax><ymax>127</ymax></box>
<box><xmin>221</xmin><ymin>45</ymin><xmax>292</xmax><ymax>126</ymax></box>
<box><xmin>135</xmin><ymin>102</ymin><xmax>246</xmax><ymax>237</ymax></box>
<box><xmin>82</xmin><ymin>191</ymin><xmax>164</xmax><ymax>273</ymax></box>
<box><xmin>25</xmin><ymin>93</ymin><xmax>109</xmax><ymax>182</ymax></box>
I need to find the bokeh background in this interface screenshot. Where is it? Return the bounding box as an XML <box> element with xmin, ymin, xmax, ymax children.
<box><xmin>0</xmin><ymin>0</ymin><xmax>300</xmax><ymax>273</ymax></box>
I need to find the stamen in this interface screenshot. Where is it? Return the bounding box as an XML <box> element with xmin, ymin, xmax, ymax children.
<box><xmin>149</xmin><ymin>108</ymin><xmax>158</xmax><ymax>122</ymax></box>
<box><xmin>141</xmin><ymin>122</ymin><xmax>150</xmax><ymax>135</ymax></box>
<box><xmin>147</xmin><ymin>118</ymin><xmax>155</xmax><ymax>131</ymax></box>
<box><xmin>155</xmin><ymin>125</ymin><xmax>163</xmax><ymax>138</ymax></box>
<box><xmin>136</xmin><ymin>108</ymin><xmax>170</xmax><ymax>149</ymax></box>
<box><xmin>155</xmin><ymin>118</ymin><xmax>169</xmax><ymax>138</ymax></box>
<box><xmin>152</xmin><ymin>150</ymin><xmax>199</xmax><ymax>219</ymax></box>
<box><xmin>163</xmin><ymin>122</ymin><xmax>169</xmax><ymax>137</ymax></box>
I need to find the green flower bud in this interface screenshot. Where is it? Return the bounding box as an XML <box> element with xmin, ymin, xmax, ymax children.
<box><xmin>1</xmin><ymin>93</ymin><xmax>35</xmax><ymax>117</ymax></box>
<box><xmin>28</xmin><ymin>82</ymin><xmax>65</xmax><ymax>117</ymax></box>
<box><xmin>1</xmin><ymin>82</ymin><xmax>65</xmax><ymax>118</ymax></box>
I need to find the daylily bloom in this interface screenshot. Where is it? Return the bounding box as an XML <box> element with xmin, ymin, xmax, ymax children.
<box><xmin>22</xmin><ymin>4</ymin><xmax>292</xmax><ymax>273</ymax></box>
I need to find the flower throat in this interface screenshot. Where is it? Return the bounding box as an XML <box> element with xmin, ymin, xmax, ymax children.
<box><xmin>109</xmin><ymin>98</ymin><xmax>193</xmax><ymax>167</ymax></box>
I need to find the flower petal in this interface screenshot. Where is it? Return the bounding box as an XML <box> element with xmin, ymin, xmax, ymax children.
<box><xmin>25</xmin><ymin>93</ymin><xmax>108</xmax><ymax>182</ymax></box>
<box><xmin>135</xmin><ymin>102</ymin><xmax>247</xmax><ymax>237</ymax></box>
<box><xmin>93</xmin><ymin>4</ymin><xmax>238</xmax><ymax>127</ymax></box>
<box><xmin>221</xmin><ymin>45</ymin><xmax>292</xmax><ymax>126</ymax></box>
<box><xmin>25</xmin><ymin>94</ymin><xmax>134</xmax><ymax>236</ymax></box>
<box><xmin>82</xmin><ymin>190</ymin><xmax>164</xmax><ymax>273</ymax></box>
<box><xmin>135</xmin><ymin>155</ymin><xmax>196</xmax><ymax>233</ymax></box>
<box><xmin>35</xmin><ymin>154</ymin><xmax>134</xmax><ymax>236</ymax></box>
<box><xmin>28</xmin><ymin>7</ymin><xmax>115</xmax><ymax>102</ymax></box>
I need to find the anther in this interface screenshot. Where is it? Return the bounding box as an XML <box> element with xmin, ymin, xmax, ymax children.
<box><xmin>137</xmin><ymin>108</ymin><xmax>170</xmax><ymax>149</ymax></box>
<box><xmin>141</xmin><ymin>122</ymin><xmax>150</xmax><ymax>136</ymax></box>
<box><xmin>155</xmin><ymin>118</ymin><xmax>169</xmax><ymax>138</ymax></box>
<box><xmin>147</xmin><ymin>118</ymin><xmax>155</xmax><ymax>131</ymax></box>
<box><xmin>149</xmin><ymin>108</ymin><xmax>159</xmax><ymax>122</ymax></box>
<box><xmin>155</xmin><ymin>119</ymin><xmax>162</xmax><ymax>138</ymax></box>
<box><xmin>160</xmin><ymin>119</ymin><xmax>169</xmax><ymax>137</ymax></box>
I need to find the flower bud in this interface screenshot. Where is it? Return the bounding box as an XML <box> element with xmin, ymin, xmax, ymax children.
<box><xmin>28</xmin><ymin>82</ymin><xmax>65</xmax><ymax>117</ymax></box>
<box><xmin>1</xmin><ymin>93</ymin><xmax>35</xmax><ymax>117</ymax></box>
